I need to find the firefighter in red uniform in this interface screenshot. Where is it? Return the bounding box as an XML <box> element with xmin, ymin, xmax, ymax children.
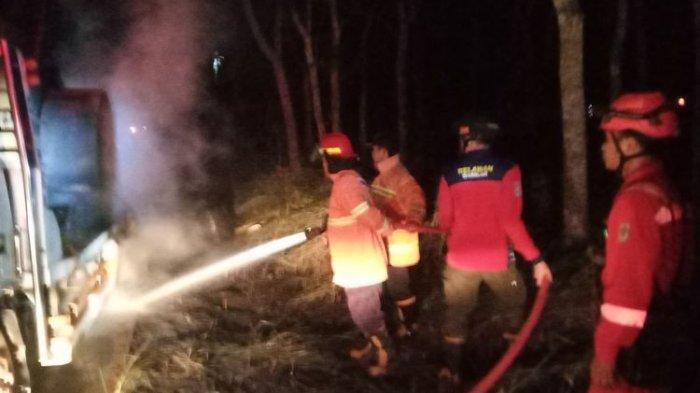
<box><xmin>590</xmin><ymin>92</ymin><xmax>684</xmax><ymax>393</ymax></box>
<box><xmin>318</xmin><ymin>131</ymin><xmax>394</xmax><ymax>377</ymax></box>
<box><xmin>436</xmin><ymin>116</ymin><xmax>553</xmax><ymax>389</ymax></box>
<box><xmin>369</xmin><ymin>133</ymin><xmax>426</xmax><ymax>338</ymax></box>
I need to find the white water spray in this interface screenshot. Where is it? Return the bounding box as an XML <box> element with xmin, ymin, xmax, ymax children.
<box><xmin>115</xmin><ymin>232</ymin><xmax>309</xmax><ymax>312</ymax></box>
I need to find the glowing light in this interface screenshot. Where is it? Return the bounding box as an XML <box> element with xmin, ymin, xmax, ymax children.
<box><xmin>129</xmin><ymin>232</ymin><xmax>308</xmax><ymax>309</ymax></box>
<box><xmin>677</xmin><ymin>97</ymin><xmax>686</xmax><ymax>107</ymax></box>
<box><xmin>129</xmin><ymin>126</ymin><xmax>138</xmax><ymax>134</ymax></box>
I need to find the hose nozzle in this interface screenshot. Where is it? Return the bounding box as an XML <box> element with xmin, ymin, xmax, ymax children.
<box><xmin>304</xmin><ymin>226</ymin><xmax>324</xmax><ymax>240</ymax></box>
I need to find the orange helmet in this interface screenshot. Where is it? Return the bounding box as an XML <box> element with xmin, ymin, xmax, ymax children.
<box><xmin>600</xmin><ymin>92</ymin><xmax>678</xmax><ymax>139</ymax></box>
<box><xmin>319</xmin><ymin>131</ymin><xmax>356</xmax><ymax>158</ymax></box>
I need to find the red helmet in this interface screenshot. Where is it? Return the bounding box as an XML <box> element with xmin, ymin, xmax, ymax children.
<box><xmin>600</xmin><ymin>92</ymin><xmax>678</xmax><ymax>138</ymax></box>
<box><xmin>319</xmin><ymin>131</ymin><xmax>356</xmax><ymax>158</ymax></box>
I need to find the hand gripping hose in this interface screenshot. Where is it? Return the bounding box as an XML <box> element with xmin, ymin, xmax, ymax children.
<box><xmin>406</xmin><ymin>225</ymin><xmax>445</xmax><ymax>234</ymax></box>
<box><xmin>467</xmin><ymin>278</ymin><xmax>551</xmax><ymax>393</ymax></box>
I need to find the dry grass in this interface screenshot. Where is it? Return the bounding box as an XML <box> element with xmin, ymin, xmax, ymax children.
<box><xmin>117</xmin><ymin>170</ymin><xmax>598</xmax><ymax>393</ymax></box>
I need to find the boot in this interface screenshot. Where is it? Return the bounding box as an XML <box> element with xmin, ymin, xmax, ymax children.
<box><xmin>349</xmin><ymin>335</ymin><xmax>373</xmax><ymax>365</ymax></box>
<box><xmin>438</xmin><ymin>367</ymin><xmax>461</xmax><ymax>393</ymax></box>
<box><xmin>349</xmin><ymin>333</ymin><xmax>391</xmax><ymax>377</ymax></box>
<box><xmin>399</xmin><ymin>303</ymin><xmax>419</xmax><ymax>329</ymax></box>
<box><xmin>367</xmin><ymin>334</ymin><xmax>391</xmax><ymax>377</ymax></box>
<box><xmin>438</xmin><ymin>341</ymin><xmax>463</xmax><ymax>392</ymax></box>
<box><xmin>395</xmin><ymin>298</ymin><xmax>419</xmax><ymax>339</ymax></box>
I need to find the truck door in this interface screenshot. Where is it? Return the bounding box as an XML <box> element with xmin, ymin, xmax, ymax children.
<box><xmin>0</xmin><ymin>46</ymin><xmax>20</xmax><ymax>285</ymax></box>
<box><xmin>0</xmin><ymin>171</ymin><xmax>15</xmax><ymax>283</ymax></box>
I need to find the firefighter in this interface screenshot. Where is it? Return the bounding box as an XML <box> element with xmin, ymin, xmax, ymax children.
<box><xmin>590</xmin><ymin>91</ymin><xmax>684</xmax><ymax>393</ymax></box>
<box><xmin>369</xmin><ymin>133</ymin><xmax>426</xmax><ymax>338</ymax></box>
<box><xmin>436</xmin><ymin>116</ymin><xmax>553</xmax><ymax>389</ymax></box>
<box><xmin>318</xmin><ymin>131</ymin><xmax>394</xmax><ymax>377</ymax></box>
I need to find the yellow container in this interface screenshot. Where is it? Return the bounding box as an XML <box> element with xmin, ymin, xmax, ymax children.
<box><xmin>388</xmin><ymin>229</ymin><xmax>420</xmax><ymax>267</ymax></box>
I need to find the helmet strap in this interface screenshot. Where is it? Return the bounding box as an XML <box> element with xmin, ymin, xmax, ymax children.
<box><xmin>459</xmin><ymin>134</ymin><xmax>471</xmax><ymax>152</ymax></box>
<box><xmin>611</xmin><ymin>133</ymin><xmax>649</xmax><ymax>175</ymax></box>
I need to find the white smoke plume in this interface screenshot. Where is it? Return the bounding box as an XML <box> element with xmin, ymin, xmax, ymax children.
<box><xmin>60</xmin><ymin>0</ymin><xmax>222</xmax><ymax>215</ymax></box>
<box><xmin>109</xmin><ymin>0</ymin><xmax>212</xmax><ymax>214</ymax></box>
<box><xmin>56</xmin><ymin>0</ymin><xmax>233</xmax><ymax>305</ymax></box>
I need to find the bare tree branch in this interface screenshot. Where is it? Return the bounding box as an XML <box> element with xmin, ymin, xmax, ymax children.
<box><xmin>397</xmin><ymin>0</ymin><xmax>409</xmax><ymax>153</ymax></box>
<box><xmin>242</xmin><ymin>0</ymin><xmax>301</xmax><ymax>171</ymax></box>
<box><xmin>610</xmin><ymin>0</ymin><xmax>628</xmax><ymax>97</ymax></box>
<box><xmin>358</xmin><ymin>3</ymin><xmax>378</xmax><ymax>145</ymax></box>
<box><xmin>329</xmin><ymin>0</ymin><xmax>341</xmax><ymax>130</ymax></box>
<box><xmin>292</xmin><ymin>0</ymin><xmax>326</xmax><ymax>140</ymax></box>
<box><xmin>241</xmin><ymin>0</ymin><xmax>277</xmax><ymax>62</ymax></box>
<box><xmin>274</xmin><ymin>2</ymin><xmax>283</xmax><ymax>54</ymax></box>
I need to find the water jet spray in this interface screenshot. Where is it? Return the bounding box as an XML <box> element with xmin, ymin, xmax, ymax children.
<box><xmin>112</xmin><ymin>226</ymin><xmax>325</xmax><ymax>313</ymax></box>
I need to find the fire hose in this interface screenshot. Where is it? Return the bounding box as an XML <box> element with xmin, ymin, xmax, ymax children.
<box><xmin>467</xmin><ymin>278</ymin><xmax>551</xmax><ymax>393</ymax></box>
<box><xmin>411</xmin><ymin>225</ymin><xmax>552</xmax><ymax>393</ymax></box>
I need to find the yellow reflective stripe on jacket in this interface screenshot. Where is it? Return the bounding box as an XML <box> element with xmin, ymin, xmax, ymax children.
<box><xmin>328</xmin><ymin>215</ymin><xmax>357</xmax><ymax>226</ymax></box>
<box><xmin>351</xmin><ymin>201</ymin><xmax>370</xmax><ymax>218</ymax></box>
<box><xmin>600</xmin><ymin>303</ymin><xmax>647</xmax><ymax>328</ymax></box>
<box><xmin>370</xmin><ymin>185</ymin><xmax>396</xmax><ymax>199</ymax></box>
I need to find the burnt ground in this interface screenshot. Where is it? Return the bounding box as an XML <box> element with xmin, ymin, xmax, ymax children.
<box><xmin>51</xmin><ymin>170</ymin><xmax>695</xmax><ymax>393</ymax></box>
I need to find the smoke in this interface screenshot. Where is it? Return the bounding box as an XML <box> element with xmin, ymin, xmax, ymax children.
<box><xmin>109</xmin><ymin>0</ymin><xmax>213</xmax><ymax>214</ymax></box>
<box><xmin>59</xmin><ymin>0</ymin><xmax>225</xmax><ymax>215</ymax></box>
<box><xmin>54</xmin><ymin>1</ymin><xmax>236</xmax><ymax>324</ymax></box>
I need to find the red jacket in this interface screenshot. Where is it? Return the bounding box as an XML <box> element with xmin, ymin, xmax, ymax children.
<box><xmin>594</xmin><ymin>158</ymin><xmax>683</xmax><ymax>365</ymax></box>
<box><xmin>371</xmin><ymin>155</ymin><xmax>426</xmax><ymax>224</ymax></box>
<box><xmin>371</xmin><ymin>155</ymin><xmax>426</xmax><ymax>267</ymax></box>
<box><xmin>437</xmin><ymin>149</ymin><xmax>541</xmax><ymax>271</ymax></box>
<box><xmin>327</xmin><ymin>169</ymin><xmax>390</xmax><ymax>288</ymax></box>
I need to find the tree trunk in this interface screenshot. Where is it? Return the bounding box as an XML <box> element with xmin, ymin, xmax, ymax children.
<box><xmin>358</xmin><ymin>7</ymin><xmax>376</xmax><ymax>145</ymax></box>
<box><xmin>397</xmin><ymin>0</ymin><xmax>409</xmax><ymax>153</ymax></box>
<box><xmin>693</xmin><ymin>0</ymin><xmax>700</xmax><ymax>277</ymax></box>
<box><xmin>242</xmin><ymin>0</ymin><xmax>301</xmax><ymax>171</ymax></box>
<box><xmin>470</xmin><ymin>4</ymin><xmax>479</xmax><ymax>110</ymax></box>
<box><xmin>291</xmin><ymin>3</ymin><xmax>325</xmax><ymax>142</ymax></box>
<box><xmin>302</xmin><ymin>71</ymin><xmax>314</xmax><ymax>152</ymax></box>
<box><xmin>610</xmin><ymin>0</ymin><xmax>628</xmax><ymax>98</ymax></box>
<box><xmin>358</xmin><ymin>80</ymin><xmax>369</xmax><ymax>145</ymax></box>
<box><xmin>553</xmin><ymin>0</ymin><xmax>588</xmax><ymax>242</ymax></box>
<box><xmin>632</xmin><ymin>0</ymin><xmax>648</xmax><ymax>88</ymax></box>
<box><xmin>271</xmin><ymin>60</ymin><xmax>301</xmax><ymax>171</ymax></box>
<box><xmin>329</xmin><ymin>0</ymin><xmax>341</xmax><ymax>131</ymax></box>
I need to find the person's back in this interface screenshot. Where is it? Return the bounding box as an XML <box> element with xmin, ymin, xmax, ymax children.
<box><xmin>435</xmin><ymin>117</ymin><xmax>551</xmax><ymax>391</ymax></box>
<box><xmin>319</xmin><ymin>131</ymin><xmax>393</xmax><ymax>377</ymax></box>
<box><xmin>439</xmin><ymin>148</ymin><xmax>540</xmax><ymax>271</ymax></box>
<box><xmin>327</xmin><ymin>168</ymin><xmax>388</xmax><ymax>288</ymax></box>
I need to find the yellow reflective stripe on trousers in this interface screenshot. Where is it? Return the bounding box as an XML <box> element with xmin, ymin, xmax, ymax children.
<box><xmin>444</xmin><ymin>335</ymin><xmax>465</xmax><ymax>345</ymax></box>
<box><xmin>351</xmin><ymin>201</ymin><xmax>370</xmax><ymax>218</ymax></box>
<box><xmin>600</xmin><ymin>303</ymin><xmax>647</xmax><ymax>328</ymax></box>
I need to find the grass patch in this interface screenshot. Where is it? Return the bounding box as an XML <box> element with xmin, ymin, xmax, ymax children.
<box><xmin>119</xmin><ymin>169</ymin><xmax>598</xmax><ymax>392</ymax></box>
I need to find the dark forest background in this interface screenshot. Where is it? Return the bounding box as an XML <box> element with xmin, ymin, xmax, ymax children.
<box><xmin>0</xmin><ymin>0</ymin><xmax>696</xmax><ymax>245</ymax></box>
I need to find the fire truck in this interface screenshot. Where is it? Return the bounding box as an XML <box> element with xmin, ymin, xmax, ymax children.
<box><xmin>0</xmin><ymin>38</ymin><xmax>120</xmax><ymax>392</ymax></box>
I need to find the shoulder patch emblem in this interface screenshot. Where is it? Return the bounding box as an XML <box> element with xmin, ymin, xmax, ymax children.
<box><xmin>514</xmin><ymin>182</ymin><xmax>522</xmax><ymax>198</ymax></box>
<box><xmin>617</xmin><ymin>223</ymin><xmax>630</xmax><ymax>242</ymax></box>
<box><xmin>655</xmin><ymin>207</ymin><xmax>672</xmax><ymax>224</ymax></box>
